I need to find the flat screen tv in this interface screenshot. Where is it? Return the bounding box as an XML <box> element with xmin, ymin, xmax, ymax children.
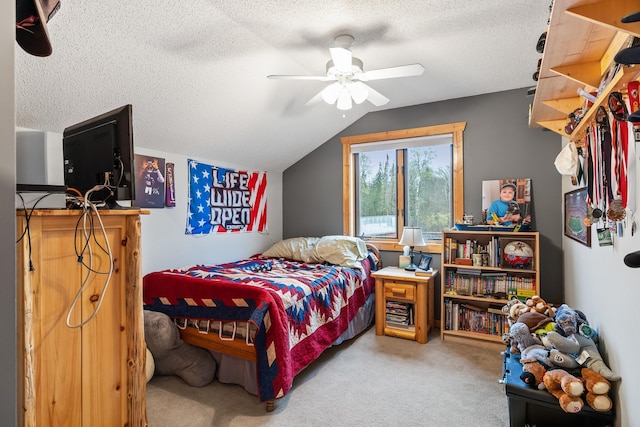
<box><xmin>63</xmin><ymin>104</ymin><xmax>135</xmax><ymax>209</ymax></box>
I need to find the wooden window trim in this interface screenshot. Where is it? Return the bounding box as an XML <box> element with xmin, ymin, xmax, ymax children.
<box><xmin>341</xmin><ymin>122</ymin><xmax>466</xmax><ymax>253</ymax></box>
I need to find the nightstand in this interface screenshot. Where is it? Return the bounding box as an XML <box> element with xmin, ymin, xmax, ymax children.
<box><xmin>372</xmin><ymin>266</ymin><xmax>438</xmax><ymax>343</ymax></box>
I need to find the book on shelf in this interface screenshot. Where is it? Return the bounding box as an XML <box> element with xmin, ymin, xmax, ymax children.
<box><xmin>460</xmin><ymin>303</ymin><xmax>484</xmax><ymax>312</ymax></box>
<box><xmin>487</xmin><ymin>307</ymin><xmax>504</xmax><ymax>315</ymax></box>
<box><xmin>456</xmin><ymin>267</ymin><xmax>481</xmax><ymax>275</ymax></box>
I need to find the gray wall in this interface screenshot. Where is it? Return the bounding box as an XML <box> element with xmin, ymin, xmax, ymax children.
<box><xmin>2</xmin><ymin>1</ymin><xmax>17</xmax><ymax>424</ymax></box>
<box><xmin>283</xmin><ymin>88</ymin><xmax>564</xmax><ymax>312</ymax></box>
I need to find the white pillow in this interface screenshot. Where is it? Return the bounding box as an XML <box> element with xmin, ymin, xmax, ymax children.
<box><xmin>262</xmin><ymin>237</ymin><xmax>321</xmax><ymax>263</ymax></box>
<box><xmin>314</xmin><ymin>235</ymin><xmax>368</xmax><ymax>269</ymax></box>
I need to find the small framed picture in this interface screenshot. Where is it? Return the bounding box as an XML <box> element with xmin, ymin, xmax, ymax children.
<box><xmin>417</xmin><ymin>254</ymin><xmax>432</xmax><ymax>271</ymax></box>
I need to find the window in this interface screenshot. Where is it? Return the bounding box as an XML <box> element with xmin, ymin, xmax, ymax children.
<box><xmin>341</xmin><ymin>123</ymin><xmax>465</xmax><ymax>252</ymax></box>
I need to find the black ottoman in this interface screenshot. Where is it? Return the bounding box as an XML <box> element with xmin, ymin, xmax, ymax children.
<box><xmin>502</xmin><ymin>349</ymin><xmax>615</xmax><ymax>427</ymax></box>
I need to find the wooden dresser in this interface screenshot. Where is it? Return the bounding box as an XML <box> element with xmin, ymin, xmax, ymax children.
<box><xmin>16</xmin><ymin>209</ymin><xmax>148</xmax><ymax>426</ymax></box>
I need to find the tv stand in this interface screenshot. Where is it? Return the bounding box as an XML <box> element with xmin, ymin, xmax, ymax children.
<box><xmin>102</xmin><ymin>200</ymin><xmax>137</xmax><ymax>210</ymax></box>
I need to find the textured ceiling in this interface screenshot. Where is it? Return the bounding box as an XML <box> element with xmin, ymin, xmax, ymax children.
<box><xmin>16</xmin><ymin>1</ymin><xmax>551</xmax><ymax>172</ymax></box>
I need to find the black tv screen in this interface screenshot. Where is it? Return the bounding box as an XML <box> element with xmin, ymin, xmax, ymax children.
<box><xmin>63</xmin><ymin>104</ymin><xmax>135</xmax><ymax>208</ymax></box>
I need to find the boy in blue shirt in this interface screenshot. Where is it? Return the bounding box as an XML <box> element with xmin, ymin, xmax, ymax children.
<box><xmin>487</xmin><ymin>182</ymin><xmax>521</xmax><ymax>226</ymax></box>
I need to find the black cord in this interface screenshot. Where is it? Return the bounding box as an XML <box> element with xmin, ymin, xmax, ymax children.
<box><xmin>16</xmin><ymin>192</ymin><xmax>57</xmax><ymax>272</ymax></box>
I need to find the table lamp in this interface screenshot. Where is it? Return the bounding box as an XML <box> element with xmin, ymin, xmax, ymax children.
<box><xmin>399</xmin><ymin>227</ymin><xmax>425</xmax><ymax>271</ymax></box>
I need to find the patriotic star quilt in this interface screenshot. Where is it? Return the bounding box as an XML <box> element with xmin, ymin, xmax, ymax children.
<box><xmin>143</xmin><ymin>256</ymin><xmax>374</xmax><ymax>401</ymax></box>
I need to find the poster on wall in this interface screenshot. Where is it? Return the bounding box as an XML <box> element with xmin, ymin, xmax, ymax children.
<box><xmin>185</xmin><ymin>159</ymin><xmax>267</xmax><ymax>234</ymax></box>
<box><xmin>481</xmin><ymin>178</ymin><xmax>533</xmax><ymax>228</ymax></box>
<box><xmin>165</xmin><ymin>162</ymin><xmax>176</xmax><ymax>207</ymax></box>
<box><xmin>133</xmin><ymin>154</ymin><xmax>166</xmax><ymax>208</ymax></box>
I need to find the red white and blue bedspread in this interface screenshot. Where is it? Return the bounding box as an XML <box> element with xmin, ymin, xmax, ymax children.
<box><xmin>142</xmin><ymin>256</ymin><xmax>374</xmax><ymax>401</ymax></box>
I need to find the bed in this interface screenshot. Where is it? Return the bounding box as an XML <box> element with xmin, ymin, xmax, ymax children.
<box><xmin>142</xmin><ymin>236</ymin><xmax>381</xmax><ymax>411</ymax></box>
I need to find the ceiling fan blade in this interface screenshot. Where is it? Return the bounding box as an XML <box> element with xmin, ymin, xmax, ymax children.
<box><xmin>321</xmin><ymin>82</ymin><xmax>341</xmax><ymax>105</ymax></box>
<box><xmin>337</xmin><ymin>89</ymin><xmax>352</xmax><ymax>111</ymax></box>
<box><xmin>359</xmin><ymin>64</ymin><xmax>424</xmax><ymax>81</ymax></box>
<box><xmin>360</xmin><ymin>83</ymin><xmax>390</xmax><ymax>106</ymax></box>
<box><xmin>329</xmin><ymin>47</ymin><xmax>352</xmax><ymax>73</ymax></box>
<box><xmin>348</xmin><ymin>81</ymin><xmax>369</xmax><ymax>104</ymax></box>
<box><xmin>305</xmin><ymin>90</ymin><xmax>325</xmax><ymax>106</ymax></box>
<box><xmin>267</xmin><ymin>74</ymin><xmax>332</xmax><ymax>81</ymax></box>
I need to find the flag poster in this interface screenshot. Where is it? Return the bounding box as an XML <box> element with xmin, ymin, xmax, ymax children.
<box><xmin>186</xmin><ymin>159</ymin><xmax>267</xmax><ymax>234</ymax></box>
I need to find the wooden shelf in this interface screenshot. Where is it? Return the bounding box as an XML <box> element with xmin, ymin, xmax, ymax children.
<box><xmin>441</xmin><ymin>230</ymin><xmax>540</xmax><ymax>345</ymax></box>
<box><xmin>441</xmin><ymin>329</ymin><xmax>504</xmax><ymax>344</ymax></box>
<box><xmin>529</xmin><ymin>0</ymin><xmax>640</xmax><ymax>142</ymax></box>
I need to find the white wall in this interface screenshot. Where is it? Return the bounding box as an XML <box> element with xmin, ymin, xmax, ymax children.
<box><xmin>560</xmin><ymin>137</ymin><xmax>640</xmax><ymax>427</ymax></box>
<box><xmin>128</xmin><ymin>147</ymin><xmax>282</xmax><ymax>274</ymax></box>
<box><xmin>13</xmin><ymin>133</ymin><xmax>283</xmax><ymax>273</ymax></box>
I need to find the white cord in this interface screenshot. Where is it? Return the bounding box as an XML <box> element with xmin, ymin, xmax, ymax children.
<box><xmin>66</xmin><ymin>186</ymin><xmax>114</xmax><ymax>329</ymax></box>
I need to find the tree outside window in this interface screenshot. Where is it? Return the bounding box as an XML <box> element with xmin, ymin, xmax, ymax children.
<box><xmin>342</xmin><ymin>123</ymin><xmax>465</xmax><ymax>252</ymax></box>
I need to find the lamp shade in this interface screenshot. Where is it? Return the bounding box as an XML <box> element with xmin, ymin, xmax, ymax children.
<box><xmin>398</xmin><ymin>227</ymin><xmax>425</xmax><ymax>247</ymax></box>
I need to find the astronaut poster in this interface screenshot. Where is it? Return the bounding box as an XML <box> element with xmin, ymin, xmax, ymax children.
<box><xmin>133</xmin><ymin>154</ymin><xmax>166</xmax><ymax>208</ymax></box>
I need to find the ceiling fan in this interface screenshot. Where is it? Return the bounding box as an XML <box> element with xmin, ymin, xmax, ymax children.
<box><xmin>267</xmin><ymin>34</ymin><xmax>425</xmax><ymax>111</ymax></box>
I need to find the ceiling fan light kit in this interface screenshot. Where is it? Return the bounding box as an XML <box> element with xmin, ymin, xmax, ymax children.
<box><xmin>267</xmin><ymin>34</ymin><xmax>424</xmax><ymax>111</ymax></box>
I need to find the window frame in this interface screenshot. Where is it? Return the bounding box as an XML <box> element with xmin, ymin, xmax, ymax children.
<box><xmin>341</xmin><ymin>122</ymin><xmax>466</xmax><ymax>253</ymax></box>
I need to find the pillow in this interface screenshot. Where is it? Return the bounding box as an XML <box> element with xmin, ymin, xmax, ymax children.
<box><xmin>314</xmin><ymin>235</ymin><xmax>368</xmax><ymax>269</ymax></box>
<box><xmin>262</xmin><ymin>237</ymin><xmax>321</xmax><ymax>263</ymax></box>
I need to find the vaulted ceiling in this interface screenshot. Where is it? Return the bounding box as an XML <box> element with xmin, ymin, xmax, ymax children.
<box><xmin>16</xmin><ymin>1</ymin><xmax>551</xmax><ymax>172</ymax></box>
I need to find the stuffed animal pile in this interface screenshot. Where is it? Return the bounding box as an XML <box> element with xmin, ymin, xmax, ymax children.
<box><xmin>502</xmin><ymin>299</ymin><xmax>619</xmax><ymax>414</ymax></box>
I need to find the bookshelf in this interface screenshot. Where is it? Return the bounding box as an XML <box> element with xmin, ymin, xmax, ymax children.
<box><xmin>440</xmin><ymin>230</ymin><xmax>540</xmax><ymax>344</ymax></box>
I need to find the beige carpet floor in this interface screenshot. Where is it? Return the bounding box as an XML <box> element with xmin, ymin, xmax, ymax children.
<box><xmin>145</xmin><ymin>327</ymin><xmax>510</xmax><ymax>427</ymax></box>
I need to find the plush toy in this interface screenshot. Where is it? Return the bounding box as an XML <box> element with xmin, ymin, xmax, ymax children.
<box><xmin>502</xmin><ymin>296</ymin><xmax>556</xmax><ymax>326</ymax></box>
<box><xmin>520</xmin><ymin>344</ymin><xmax>554</xmax><ymax>366</ymax></box>
<box><xmin>542</xmin><ymin>330</ymin><xmax>620</xmax><ymax>381</ymax></box>
<box><xmin>144</xmin><ymin>310</ymin><xmax>217</xmax><ymax>387</ymax></box>
<box><xmin>503</xmin><ymin>297</ymin><xmax>528</xmax><ymax>325</ymax></box>
<box><xmin>145</xmin><ymin>347</ymin><xmax>155</xmax><ymax>383</ymax></box>
<box><xmin>519</xmin><ymin>357</ymin><xmax>547</xmax><ymax>388</ymax></box>
<box><xmin>574</xmin><ymin>334</ymin><xmax>621</xmax><ymax>381</ymax></box>
<box><xmin>540</xmin><ymin>331</ymin><xmax>581</xmax><ymax>370</ymax></box>
<box><xmin>507</xmin><ymin>322</ymin><xmax>542</xmax><ymax>354</ymax></box>
<box><xmin>554</xmin><ymin>303</ymin><xmax>588</xmax><ymax>337</ymax></box>
<box><xmin>581</xmin><ymin>367</ymin><xmax>613</xmax><ymax>412</ymax></box>
<box><xmin>517</xmin><ymin>311</ymin><xmax>553</xmax><ymax>332</ymax></box>
<box><xmin>541</xmin><ymin>369</ymin><xmax>585</xmax><ymax>413</ymax></box>
<box><xmin>526</xmin><ymin>295</ymin><xmax>556</xmax><ymax>318</ymax></box>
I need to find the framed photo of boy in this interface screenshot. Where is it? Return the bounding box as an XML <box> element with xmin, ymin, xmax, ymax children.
<box><xmin>564</xmin><ymin>187</ymin><xmax>591</xmax><ymax>247</ymax></box>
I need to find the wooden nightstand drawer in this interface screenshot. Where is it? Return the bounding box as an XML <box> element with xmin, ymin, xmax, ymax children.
<box><xmin>384</xmin><ymin>281</ymin><xmax>415</xmax><ymax>301</ymax></box>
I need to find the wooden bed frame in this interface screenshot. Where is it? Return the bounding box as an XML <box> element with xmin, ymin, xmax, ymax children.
<box><xmin>178</xmin><ymin>243</ymin><xmax>381</xmax><ymax>412</ymax></box>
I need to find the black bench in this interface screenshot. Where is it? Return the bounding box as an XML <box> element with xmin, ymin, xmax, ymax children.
<box><xmin>502</xmin><ymin>349</ymin><xmax>615</xmax><ymax>427</ymax></box>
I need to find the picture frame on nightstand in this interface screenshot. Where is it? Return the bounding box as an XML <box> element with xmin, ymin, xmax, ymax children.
<box><xmin>417</xmin><ymin>254</ymin><xmax>432</xmax><ymax>271</ymax></box>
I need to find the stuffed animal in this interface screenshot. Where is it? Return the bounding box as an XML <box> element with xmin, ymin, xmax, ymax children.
<box><xmin>574</xmin><ymin>334</ymin><xmax>621</xmax><ymax>381</ymax></box>
<box><xmin>503</xmin><ymin>297</ymin><xmax>528</xmax><ymax>325</ymax></box>
<box><xmin>542</xmin><ymin>330</ymin><xmax>620</xmax><ymax>381</ymax></box>
<box><xmin>519</xmin><ymin>357</ymin><xmax>547</xmax><ymax>388</ymax></box>
<box><xmin>526</xmin><ymin>295</ymin><xmax>556</xmax><ymax>318</ymax></box>
<box><xmin>520</xmin><ymin>344</ymin><xmax>551</xmax><ymax>366</ymax></box>
<box><xmin>144</xmin><ymin>310</ymin><xmax>217</xmax><ymax>387</ymax></box>
<box><xmin>581</xmin><ymin>367</ymin><xmax>613</xmax><ymax>412</ymax></box>
<box><xmin>554</xmin><ymin>303</ymin><xmax>588</xmax><ymax>337</ymax></box>
<box><xmin>507</xmin><ymin>322</ymin><xmax>542</xmax><ymax>354</ymax></box>
<box><xmin>541</xmin><ymin>369</ymin><xmax>585</xmax><ymax>413</ymax></box>
<box><xmin>517</xmin><ymin>311</ymin><xmax>553</xmax><ymax>332</ymax></box>
<box><xmin>145</xmin><ymin>347</ymin><xmax>155</xmax><ymax>383</ymax></box>
<box><xmin>545</xmin><ymin>304</ymin><xmax>620</xmax><ymax>381</ymax></box>
<box><xmin>502</xmin><ymin>296</ymin><xmax>556</xmax><ymax>326</ymax></box>
<box><xmin>540</xmin><ymin>331</ymin><xmax>581</xmax><ymax>370</ymax></box>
